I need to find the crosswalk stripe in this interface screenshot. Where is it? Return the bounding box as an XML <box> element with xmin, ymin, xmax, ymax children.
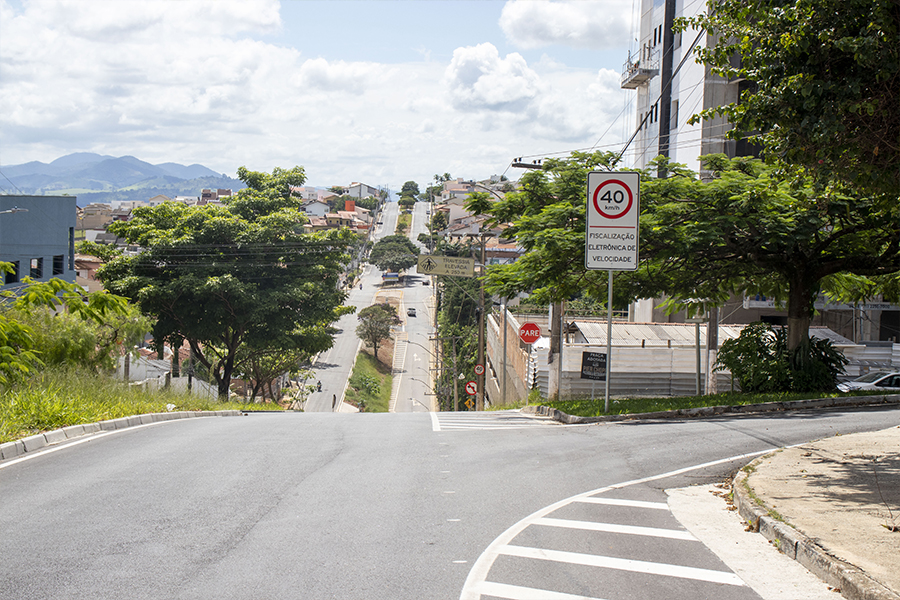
<box><xmin>497</xmin><ymin>545</ymin><xmax>745</xmax><ymax>586</ymax></box>
<box><xmin>575</xmin><ymin>497</ymin><xmax>669</xmax><ymax>510</ymax></box>
<box><xmin>533</xmin><ymin>517</ymin><xmax>696</xmax><ymax>541</ymax></box>
<box><xmin>474</xmin><ymin>581</ymin><xmax>608</xmax><ymax>600</ymax></box>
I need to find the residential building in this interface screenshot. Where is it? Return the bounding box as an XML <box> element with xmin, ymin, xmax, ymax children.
<box><xmin>199</xmin><ymin>188</ymin><xmax>231</xmax><ymax>205</ymax></box>
<box><xmin>77</xmin><ymin>203</ymin><xmax>113</xmax><ymax>230</ymax></box>
<box><xmin>1</xmin><ymin>195</ymin><xmax>77</xmax><ymax>292</ymax></box>
<box><xmin>301</xmin><ymin>199</ymin><xmax>330</xmax><ymax>217</ymax></box>
<box><xmin>347</xmin><ymin>182</ymin><xmax>378</xmax><ymax>199</ymax></box>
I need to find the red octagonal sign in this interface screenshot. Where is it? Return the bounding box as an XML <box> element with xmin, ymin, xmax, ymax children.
<box><xmin>518</xmin><ymin>322</ymin><xmax>541</xmax><ymax>344</ymax></box>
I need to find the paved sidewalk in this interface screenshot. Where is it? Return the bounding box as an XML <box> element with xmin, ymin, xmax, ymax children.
<box><xmin>734</xmin><ymin>426</ymin><xmax>900</xmax><ymax>600</ymax></box>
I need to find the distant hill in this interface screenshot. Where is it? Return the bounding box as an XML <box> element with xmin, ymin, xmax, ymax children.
<box><xmin>3</xmin><ymin>153</ymin><xmax>243</xmax><ymax>206</ymax></box>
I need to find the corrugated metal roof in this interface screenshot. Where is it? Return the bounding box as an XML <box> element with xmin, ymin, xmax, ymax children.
<box><xmin>572</xmin><ymin>322</ymin><xmax>854</xmax><ymax>346</ymax></box>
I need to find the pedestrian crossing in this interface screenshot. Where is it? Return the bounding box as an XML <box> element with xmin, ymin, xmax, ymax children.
<box><xmin>460</xmin><ymin>485</ymin><xmax>755</xmax><ymax>600</ymax></box>
<box><xmin>431</xmin><ymin>410</ymin><xmax>563</xmax><ymax>432</ymax></box>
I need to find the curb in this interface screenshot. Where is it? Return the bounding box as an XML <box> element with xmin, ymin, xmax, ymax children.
<box><xmin>521</xmin><ymin>394</ymin><xmax>900</xmax><ymax>424</ymax></box>
<box><xmin>0</xmin><ymin>410</ymin><xmax>243</xmax><ymax>462</ymax></box>
<box><xmin>732</xmin><ymin>461</ymin><xmax>900</xmax><ymax>600</ymax></box>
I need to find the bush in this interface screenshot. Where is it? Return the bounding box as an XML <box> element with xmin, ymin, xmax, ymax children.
<box><xmin>715</xmin><ymin>322</ymin><xmax>847</xmax><ymax>393</ymax></box>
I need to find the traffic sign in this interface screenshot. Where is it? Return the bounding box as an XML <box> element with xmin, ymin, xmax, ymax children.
<box><xmin>465</xmin><ymin>381</ymin><xmax>477</xmax><ymax>395</ymax></box>
<box><xmin>465</xmin><ymin>398</ymin><xmax>474</xmax><ymax>409</ymax></box>
<box><xmin>585</xmin><ymin>172</ymin><xmax>640</xmax><ymax>271</ymax></box>
<box><xmin>518</xmin><ymin>322</ymin><xmax>541</xmax><ymax>344</ymax></box>
<box><xmin>474</xmin><ymin>364</ymin><xmax>484</xmax><ymax>376</ymax></box>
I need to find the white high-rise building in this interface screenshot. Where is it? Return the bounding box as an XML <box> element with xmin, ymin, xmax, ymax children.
<box><xmin>623</xmin><ymin>0</ymin><xmax>757</xmax><ymax>175</ymax></box>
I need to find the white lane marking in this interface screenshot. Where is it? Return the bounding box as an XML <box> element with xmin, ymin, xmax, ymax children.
<box><xmin>0</xmin><ymin>421</ymin><xmax>172</xmax><ymax>470</ymax></box>
<box><xmin>431</xmin><ymin>411</ymin><xmax>441</xmax><ymax>431</ymax></box>
<box><xmin>459</xmin><ymin>446</ymin><xmax>784</xmax><ymax>600</ymax></box>
<box><xmin>575</xmin><ymin>497</ymin><xmax>669</xmax><ymax>510</ymax></box>
<box><xmin>533</xmin><ymin>517</ymin><xmax>696</xmax><ymax>541</ymax></box>
<box><xmin>498</xmin><ymin>545</ymin><xmax>745</xmax><ymax>586</ymax></box>
<box><xmin>475</xmin><ymin>581</ymin><xmax>608</xmax><ymax>600</ymax></box>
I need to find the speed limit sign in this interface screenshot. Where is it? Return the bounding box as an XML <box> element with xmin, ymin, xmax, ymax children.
<box><xmin>586</xmin><ymin>172</ymin><xmax>640</xmax><ymax>271</ymax></box>
<box><xmin>474</xmin><ymin>364</ymin><xmax>484</xmax><ymax>376</ymax></box>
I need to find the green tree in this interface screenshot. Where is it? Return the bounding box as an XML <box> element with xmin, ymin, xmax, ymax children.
<box><xmin>401</xmin><ymin>181</ymin><xmax>420</xmax><ymax>197</ymax></box>
<box><xmin>99</xmin><ymin>166</ymin><xmax>356</xmax><ymax>399</ymax></box>
<box><xmin>356</xmin><ymin>303</ymin><xmax>400</xmax><ymax>360</ymax></box>
<box><xmin>369</xmin><ymin>234</ymin><xmax>420</xmax><ymax>273</ymax></box>
<box><xmin>1</xmin><ymin>268</ymin><xmax>135</xmax><ymax>384</ymax></box>
<box><xmin>685</xmin><ymin>0</ymin><xmax>900</xmax><ymax>198</ymax></box>
<box><xmin>76</xmin><ymin>240</ymin><xmax>122</xmax><ymax>262</ymax></box>
<box><xmin>626</xmin><ymin>155</ymin><xmax>900</xmax><ymax>353</ymax></box>
<box><xmin>398</xmin><ymin>195</ymin><xmax>417</xmax><ymax>209</ymax></box>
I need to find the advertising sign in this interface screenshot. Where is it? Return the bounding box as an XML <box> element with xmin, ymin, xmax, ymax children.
<box><xmin>580</xmin><ymin>351</ymin><xmax>607</xmax><ymax>381</ymax></box>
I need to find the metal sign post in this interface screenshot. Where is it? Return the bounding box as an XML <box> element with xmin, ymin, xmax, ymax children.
<box><xmin>586</xmin><ymin>172</ymin><xmax>640</xmax><ymax>413</ymax></box>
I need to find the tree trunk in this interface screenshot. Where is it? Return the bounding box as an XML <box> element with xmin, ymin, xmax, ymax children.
<box><xmin>787</xmin><ymin>275</ymin><xmax>816</xmax><ymax>353</ymax></box>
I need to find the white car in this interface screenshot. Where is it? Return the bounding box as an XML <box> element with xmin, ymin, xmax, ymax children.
<box><xmin>837</xmin><ymin>371</ymin><xmax>900</xmax><ymax>392</ymax></box>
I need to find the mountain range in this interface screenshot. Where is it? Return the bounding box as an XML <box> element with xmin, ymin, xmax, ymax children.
<box><xmin>2</xmin><ymin>153</ymin><xmax>245</xmax><ymax>206</ymax></box>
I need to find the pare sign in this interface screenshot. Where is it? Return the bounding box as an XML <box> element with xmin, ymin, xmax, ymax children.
<box><xmin>585</xmin><ymin>172</ymin><xmax>640</xmax><ymax>271</ymax></box>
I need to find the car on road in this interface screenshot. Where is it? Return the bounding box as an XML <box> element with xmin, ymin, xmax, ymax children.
<box><xmin>837</xmin><ymin>371</ymin><xmax>900</xmax><ymax>392</ymax></box>
<box><xmin>407</xmin><ymin>308</ymin><xmax>416</xmax><ymax>317</ymax></box>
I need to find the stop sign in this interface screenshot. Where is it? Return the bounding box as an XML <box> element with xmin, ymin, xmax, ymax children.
<box><xmin>518</xmin><ymin>322</ymin><xmax>541</xmax><ymax>344</ymax></box>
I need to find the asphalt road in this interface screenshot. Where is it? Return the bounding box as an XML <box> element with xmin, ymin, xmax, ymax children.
<box><xmin>2</xmin><ymin>405</ymin><xmax>898</xmax><ymax>599</ymax></box>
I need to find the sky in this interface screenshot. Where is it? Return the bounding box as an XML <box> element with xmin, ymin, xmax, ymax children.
<box><xmin>0</xmin><ymin>0</ymin><xmax>642</xmax><ymax>192</ymax></box>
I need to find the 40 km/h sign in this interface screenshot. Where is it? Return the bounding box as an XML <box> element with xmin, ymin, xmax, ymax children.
<box><xmin>585</xmin><ymin>172</ymin><xmax>640</xmax><ymax>271</ymax></box>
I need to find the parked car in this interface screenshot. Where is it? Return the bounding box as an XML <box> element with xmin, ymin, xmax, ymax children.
<box><xmin>407</xmin><ymin>307</ymin><xmax>416</xmax><ymax>317</ymax></box>
<box><xmin>837</xmin><ymin>371</ymin><xmax>900</xmax><ymax>392</ymax></box>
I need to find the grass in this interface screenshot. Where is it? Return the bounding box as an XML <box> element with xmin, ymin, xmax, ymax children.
<box><xmin>0</xmin><ymin>368</ymin><xmax>279</xmax><ymax>444</ymax></box>
<box><xmin>344</xmin><ymin>351</ymin><xmax>392</xmax><ymax>412</ymax></box>
<box><xmin>542</xmin><ymin>389</ymin><xmax>890</xmax><ymax>418</ymax></box>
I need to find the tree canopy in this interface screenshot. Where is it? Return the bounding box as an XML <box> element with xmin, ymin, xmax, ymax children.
<box><xmin>356</xmin><ymin>303</ymin><xmax>400</xmax><ymax>359</ymax></box>
<box><xmin>99</xmin><ymin>166</ymin><xmax>356</xmax><ymax>398</ymax></box>
<box><xmin>369</xmin><ymin>234</ymin><xmax>420</xmax><ymax>273</ymax></box>
<box><xmin>684</xmin><ymin>0</ymin><xmax>900</xmax><ymax>198</ymax></box>
<box><xmin>468</xmin><ymin>151</ymin><xmax>900</xmax><ymax>357</ymax></box>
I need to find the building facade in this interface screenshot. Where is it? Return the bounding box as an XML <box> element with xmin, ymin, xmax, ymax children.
<box><xmin>1</xmin><ymin>195</ymin><xmax>77</xmax><ymax>292</ymax></box>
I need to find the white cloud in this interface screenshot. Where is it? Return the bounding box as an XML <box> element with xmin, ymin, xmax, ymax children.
<box><xmin>0</xmin><ymin>0</ymin><xmax>633</xmax><ymax>189</ymax></box>
<box><xmin>500</xmin><ymin>0</ymin><xmax>632</xmax><ymax>50</ymax></box>
<box><xmin>444</xmin><ymin>43</ymin><xmax>540</xmax><ymax>112</ymax></box>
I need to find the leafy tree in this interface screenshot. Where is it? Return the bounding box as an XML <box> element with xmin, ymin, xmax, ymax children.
<box><xmin>684</xmin><ymin>0</ymin><xmax>900</xmax><ymax>198</ymax></box>
<box><xmin>398</xmin><ymin>195</ymin><xmax>417</xmax><ymax>208</ymax></box>
<box><xmin>401</xmin><ymin>181</ymin><xmax>420</xmax><ymax>197</ymax></box>
<box><xmin>356</xmin><ymin>303</ymin><xmax>400</xmax><ymax>360</ymax></box>
<box><xmin>369</xmin><ymin>234</ymin><xmax>420</xmax><ymax>273</ymax></box>
<box><xmin>99</xmin><ymin>166</ymin><xmax>356</xmax><ymax>399</ymax></box>
<box><xmin>464</xmin><ymin>151</ymin><xmax>621</xmax><ymax>305</ymax></box>
<box><xmin>1</xmin><ymin>268</ymin><xmax>135</xmax><ymax>384</ymax></box>
<box><xmin>76</xmin><ymin>240</ymin><xmax>122</xmax><ymax>262</ymax></box>
<box><xmin>468</xmin><ymin>151</ymin><xmax>900</xmax><ymax>391</ymax></box>
<box><xmin>625</xmin><ymin>155</ymin><xmax>900</xmax><ymax>353</ymax></box>
<box><xmin>434</xmin><ymin>265</ymin><xmax>481</xmax><ymax>411</ymax></box>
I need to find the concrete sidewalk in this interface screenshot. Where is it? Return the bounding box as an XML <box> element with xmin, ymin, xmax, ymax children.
<box><xmin>733</xmin><ymin>426</ymin><xmax>900</xmax><ymax>600</ymax></box>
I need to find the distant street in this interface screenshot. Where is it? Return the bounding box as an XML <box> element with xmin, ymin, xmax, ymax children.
<box><xmin>2</xmin><ymin>406</ymin><xmax>898</xmax><ymax>599</ymax></box>
<box><xmin>305</xmin><ymin>202</ymin><xmax>401</xmax><ymax>412</ymax></box>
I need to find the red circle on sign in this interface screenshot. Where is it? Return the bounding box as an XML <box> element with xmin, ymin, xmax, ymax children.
<box><xmin>465</xmin><ymin>381</ymin><xmax>477</xmax><ymax>395</ymax></box>
<box><xmin>474</xmin><ymin>364</ymin><xmax>484</xmax><ymax>375</ymax></box>
<box><xmin>518</xmin><ymin>322</ymin><xmax>541</xmax><ymax>344</ymax></box>
<box><xmin>592</xmin><ymin>179</ymin><xmax>634</xmax><ymax>219</ymax></box>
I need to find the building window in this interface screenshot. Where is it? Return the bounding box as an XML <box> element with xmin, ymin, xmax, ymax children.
<box><xmin>53</xmin><ymin>255</ymin><xmax>64</xmax><ymax>275</ymax></box>
<box><xmin>671</xmin><ymin>100</ymin><xmax>679</xmax><ymax>130</ymax></box>
<box><xmin>4</xmin><ymin>261</ymin><xmax>19</xmax><ymax>284</ymax></box>
<box><xmin>30</xmin><ymin>257</ymin><xmax>43</xmax><ymax>279</ymax></box>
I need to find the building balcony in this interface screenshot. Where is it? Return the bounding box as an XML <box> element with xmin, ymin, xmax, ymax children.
<box><xmin>621</xmin><ymin>49</ymin><xmax>659</xmax><ymax>89</ymax></box>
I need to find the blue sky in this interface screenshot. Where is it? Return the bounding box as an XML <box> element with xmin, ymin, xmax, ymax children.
<box><xmin>0</xmin><ymin>0</ymin><xmax>641</xmax><ymax>192</ymax></box>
